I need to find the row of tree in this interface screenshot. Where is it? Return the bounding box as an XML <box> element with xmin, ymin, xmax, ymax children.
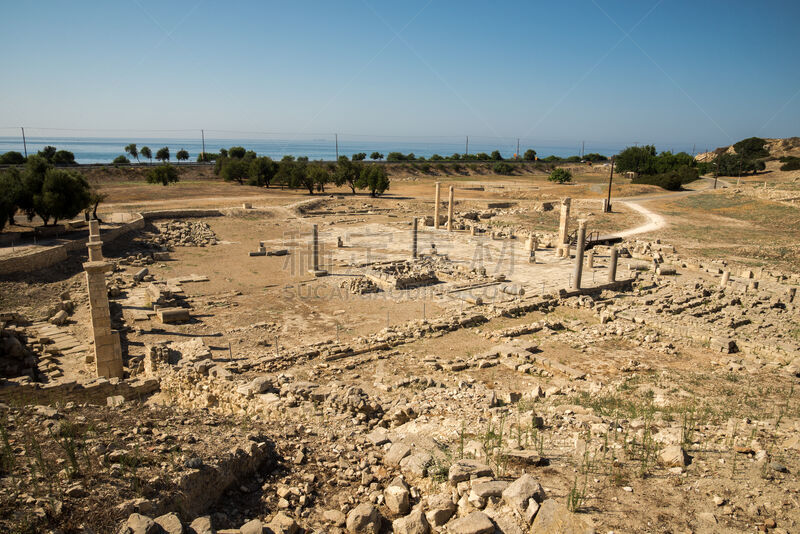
<box><xmin>119</xmin><ymin>144</ymin><xmax>190</xmax><ymax>165</ymax></box>
<box><xmin>209</xmin><ymin>148</ymin><xmax>390</xmax><ymax>196</ymax></box>
<box><xmin>0</xmin><ymin>156</ymin><xmax>102</xmax><ymax>231</ymax></box>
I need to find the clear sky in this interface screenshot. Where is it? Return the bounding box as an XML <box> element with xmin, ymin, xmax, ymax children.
<box><xmin>1</xmin><ymin>0</ymin><xmax>798</xmax><ymax>150</ymax></box>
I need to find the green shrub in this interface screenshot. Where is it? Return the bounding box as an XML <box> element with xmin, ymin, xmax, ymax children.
<box><xmin>523</xmin><ymin>149</ymin><xmax>537</xmax><ymax>161</ymax></box>
<box><xmin>493</xmin><ymin>162</ymin><xmax>514</xmax><ymax>175</ymax></box>
<box><xmin>780</xmin><ymin>157</ymin><xmax>800</xmax><ymax>171</ymax></box>
<box><xmin>548</xmin><ymin>168</ymin><xmax>572</xmax><ymax>183</ymax></box>
<box><xmin>112</xmin><ymin>155</ymin><xmax>131</xmax><ymax>165</ymax></box>
<box><xmin>631</xmin><ymin>166</ymin><xmax>697</xmax><ymax>190</ymax></box>
<box><xmin>0</xmin><ymin>151</ymin><xmax>26</xmax><ymax>164</ymax></box>
<box><xmin>147</xmin><ymin>164</ymin><xmax>179</xmax><ymax>186</ymax></box>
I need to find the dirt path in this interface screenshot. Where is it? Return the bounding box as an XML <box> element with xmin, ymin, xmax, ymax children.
<box><xmin>607</xmin><ymin>176</ymin><xmax>728</xmax><ymax>239</ymax></box>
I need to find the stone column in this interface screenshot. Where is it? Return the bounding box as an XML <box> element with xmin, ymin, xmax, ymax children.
<box><xmin>84</xmin><ymin>223</ymin><xmax>123</xmax><ymax>378</ymax></box>
<box><xmin>571</xmin><ymin>220</ymin><xmax>587</xmax><ymax>290</ymax></box>
<box><xmin>447</xmin><ymin>185</ymin><xmax>455</xmax><ymax>232</ymax></box>
<box><xmin>411</xmin><ymin>217</ymin><xmax>418</xmax><ymax>258</ymax></box>
<box><xmin>586</xmin><ymin>249</ymin><xmax>595</xmax><ymax>269</ymax></box>
<box><xmin>720</xmin><ymin>271</ymin><xmax>730</xmax><ymax>287</ymax></box>
<box><xmin>309</xmin><ymin>224</ymin><xmax>327</xmax><ymax>276</ymax></box>
<box><xmin>608</xmin><ymin>246</ymin><xmax>618</xmax><ymax>282</ymax></box>
<box><xmin>434</xmin><ymin>182</ymin><xmax>441</xmax><ymax>229</ymax></box>
<box><xmin>557</xmin><ymin>197</ymin><xmax>571</xmax><ymax>256</ymax></box>
<box><xmin>87</xmin><ymin>219</ymin><xmax>104</xmax><ymax>262</ymax></box>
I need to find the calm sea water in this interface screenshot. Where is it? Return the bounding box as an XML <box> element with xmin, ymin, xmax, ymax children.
<box><xmin>0</xmin><ymin>136</ymin><xmax>683</xmax><ymax>164</ymax></box>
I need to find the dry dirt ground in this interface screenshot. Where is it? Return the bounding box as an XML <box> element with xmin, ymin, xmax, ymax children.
<box><xmin>0</xmin><ymin>167</ymin><xmax>799</xmax><ymax>534</ymax></box>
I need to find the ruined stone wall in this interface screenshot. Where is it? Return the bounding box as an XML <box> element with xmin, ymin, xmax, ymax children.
<box><xmin>0</xmin><ymin>376</ymin><xmax>159</xmax><ymax>405</ymax></box>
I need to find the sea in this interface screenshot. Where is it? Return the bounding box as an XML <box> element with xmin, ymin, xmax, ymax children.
<box><xmin>0</xmin><ymin>136</ymin><xmax>693</xmax><ymax>164</ymax></box>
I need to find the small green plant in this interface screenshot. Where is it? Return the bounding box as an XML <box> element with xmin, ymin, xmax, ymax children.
<box><xmin>0</xmin><ymin>421</ymin><xmax>15</xmax><ymax>476</ymax></box>
<box><xmin>567</xmin><ymin>476</ymin><xmax>587</xmax><ymax>512</ymax></box>
<box><xmin>548</xmin><ymin>168</ymin><xmax>572</xmax><ymax>183</ymax></box>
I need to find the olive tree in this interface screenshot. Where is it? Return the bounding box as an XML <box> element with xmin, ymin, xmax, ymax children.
<box><xmin>356</xmin><ymin>165</ymin><xmax>389</xmax><ymax>197</ymax></box>
<box><xmin>147</xmin><ymin>164</ymin><xmax>180</xmax><ymax>186</ymax></box>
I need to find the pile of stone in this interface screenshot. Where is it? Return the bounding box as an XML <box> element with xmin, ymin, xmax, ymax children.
<box><xmin>0</xmin><ymin>323</ymin><xmax>38</xmax><ymax>379</ymax></box>
<box><xmin>119</xmin><ymin>512</ymin><xmax>298</xmax><ymax>534</ymax></box>
<box><xmin>151</xmin><ymin>220</ymin><xmax>218</xmax><ymax>248</ymax></box>
<box><xmin>340</xmin><ymin>276</ymin><xmax>380</xmax><ymax>294</ymax></box>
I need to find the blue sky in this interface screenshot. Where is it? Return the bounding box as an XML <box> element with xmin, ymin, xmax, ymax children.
<box><xmin>1</xmin><ymin>0</ymin><xmax>798</xmax><ymax>150</ymax></box>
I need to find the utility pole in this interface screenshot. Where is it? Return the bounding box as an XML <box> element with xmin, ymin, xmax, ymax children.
<box><xmin>581</xmin><ymin>140</ymin><xmax>585</xmax><ymax>159</ymax></box>
<box><xmin>21</xmin><ymin>127</ymin><xmax>27</xmax><ymax>158</ymax></box>
<box><xmin>335</xmin><ymin>133</ymin><xmax>339</xmax><ymax>160</ymax></box>
<box><xmin>605</xmin><ymin>156</ymin><xmax>614</xmax><ymax>212</ymax></box>
<box><xmin>516</xmin><ymin>138</ymin><xmax>520</xmax><ymax>159</ymax></box>
<box><xmin>201</xmin><ymin>129</ymin><xmax>206</xmax><ymax>160</ymax></box>
<box><xmin>465</xmin><ymin>136</ymin><xmax>469</xmax><ymax>156</ymax></box>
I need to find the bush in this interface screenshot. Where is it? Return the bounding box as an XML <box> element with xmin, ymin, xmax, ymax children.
<box><xmin>493</xmin><ymin>162</ymin><xmax>514</xmax><ymax>175</ymax></box>
<box><xmin>548</xmin><ymin>168</ymin><xmax>572</xmax><ymax>183</ymax></box>
<box><xmin>370</xmin><ymin>152</ymin><xmax>384</xmax><ymax>161</ymax></box>
<box><xmin>352</xmin><ymin>153</ymin><xmax>366</xmax><ymax>161</ymax></box>
<box><xmin>780</xmin><ymin>157</ymin><xmax>800</xmax><ymax>171</ymax></box>
<box><xmin>490</xmin><ymin>150</ymin><xmax>503</xmax><ymax>161</ymax></box>
<box><xmin>197</xmin><ymin>152</ymin><xmax>218</xmax><ymax>162</ymax></box>
<box><xmin>523</xmin><ymin>149</ymin><xmax>537</xmax><ymax>161</ymax></box>
<box><xmin>228</xmin><ymin>146</ymin><xmax>246</xmax><ymax>159</ymax></box>
<box><xmin>0</xmin><ymin>151</ymin><xmax>26</xmax><ymax>164</ymax></box>
<box><xmin>583</xmin><ymin>153</ymin><xmax>608</xmax><ymax>162</ymax></box>
<box><xmin>112</xmin><ymin>155</ymin><xmax>131</xmax><ymax>165</ymax></box>
<box><xmin>147</xmin><ymin>164</ymin><xmax>179</xmax><ymax>186</ymax></box>
<box><xmin>52</xmin><ymin>150</ymin><xmax>76</xmax><ymax>165</ymax></box>
<box><xmin>631</xmin><ymin>166</ymin><xmax>697</xmax><ymax>190</ymax></box>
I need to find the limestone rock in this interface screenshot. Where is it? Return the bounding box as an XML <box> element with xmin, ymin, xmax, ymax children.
<box><xmin>346</xmin><ymin>503</ymin><xmax>381</xmax><ymax>534</ymax></box>
<box><xmin>392</xmin><ymin>507</ymin><xmax>430</xmax><ymax>534</ymax></box>
<box><xmin>154</xmin><ymin>513</ymin><xmax>184</xmax><ymax>534</ymax></box>
<box><xmin>124</xmin><ymin>513</ymin><xmax>160</xmax><ymax>534</ymax></box>
<box><xmin>448</xmin><ymin>459</ymin><xmax>493</xmax><ymax>485</ymax></box>
<box><xmin>384</xmin><ymin>442</ymin><xmax>412</xmax><ymax>466</ymax></box>
<box><xmin>658</xmin><ymin>445</ymin><xmax>690</xmax><ymax>467</ymax></box>
<box><xmin>502</xmin><ymin>474</ymin><xmax>546</xmax><ymax>522</ymax></box>
<box><xmin>425</xmin><ymin>493</ymin><xmax>456</xmax><ymax>527</ymax></box>
<box><xmin>188</xmin><ymin>516</ymin><xmax>215</xmax><ymax>534</ymax></box>
<box><xmin>269</xmin><ymin>512</ymin><xmax>299</xmax><ymax>534</ymax></box>
<box><xmin>239</xmin><ymin>518</ymin><xmax>263</xmax><ymax>534</ymax></box>
<box><xmin>530</xmin><ymin>499</ymin><xmax>594</xmax><ymax>533</ymax></box>
<box><xmin>445</xmin><ymin>511</ymin><xmax>495</xmax><ymax>534</ymax></box>
<box><xmin>323</xmin><ymin>509</ymin><xmax>347</xmax><ymax>527</ymax></box>
<box><xmin>384</xmin><ymin>485</ymin><xmax>411</xmax><ymax>515</ymax></box>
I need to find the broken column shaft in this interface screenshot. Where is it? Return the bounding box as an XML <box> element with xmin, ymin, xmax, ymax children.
<box><xmin>571</xmin><ymin>220</ymin><xmax>587</xmax><ymax>290</ymax></box>
<box><xmin>434</xmin><ymin>182</ymin><xmax>441</xmax><ymax>229</ymax></box>
<box><xmin>557</xmin><ymin>197</ymin><xmax>571</xmax><ymax>257</ymax></box>
<box><xmin>411</xmin><ymin>217</ymin><xmax>418</xmax><ymax>258</ymax></box>
<box><xmin>447</xmin><ymin>185</ymin><xmax>455</xmax><ymax>232</ymax></box>
<box><xmin>608</xmin><ymin>246</ymin><xmax>618</xmax><ymax>282</ymax></box>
